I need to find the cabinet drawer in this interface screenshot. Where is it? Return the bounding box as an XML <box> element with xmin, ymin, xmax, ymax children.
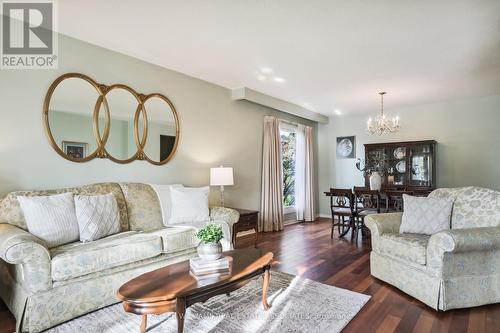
<box><xmin>237</xmin><ymin>214</ymin><xmax>257</xmax><ymax>227</ymax></box>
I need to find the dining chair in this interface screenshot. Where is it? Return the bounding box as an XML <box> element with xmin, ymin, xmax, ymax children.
<box><xmin>353</xmin><ymin>188</ymin><xmax>381</xmax><ymax>242</ymax></box>
<box><xmin>328</xmin><ymin>188</ymin><xmax>355</xmax><ymax>239</ymax></box>
<box><xmin>385</xmin><ymin>190</ymin><xmax>414</xmax><ymax>212</ymax></box>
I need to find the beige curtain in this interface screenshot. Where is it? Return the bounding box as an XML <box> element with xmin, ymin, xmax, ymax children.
<box><xmin>296</xmin><ymin>125</ymin><xmax>316</xmax><ymax>222</ymax></box>
<box><xmin>260</xmin><ymin>116</ymin><xmax>284</xmax><ymax>232</ymax></box>
<box><xmin>304</xmin><ymin>126</ymin><xmax>316</xmax><ymax>221</ymax></box>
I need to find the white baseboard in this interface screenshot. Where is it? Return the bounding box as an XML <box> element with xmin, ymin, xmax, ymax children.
<box><xmin>317</xmin><ymin>213</ymin><xmax>331</xmax><ymax>219</ymax></box>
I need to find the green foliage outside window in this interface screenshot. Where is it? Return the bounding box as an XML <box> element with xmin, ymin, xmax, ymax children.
<box><xmin>281</xmin><ymin>131</ymin><xmax>296</xmax><ymax>207</ymax></box>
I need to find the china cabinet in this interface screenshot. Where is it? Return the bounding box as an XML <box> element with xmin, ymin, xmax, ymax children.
<box><xmin>364</xmin><ymin>140</ymin><xmax>436</xmax><ymax>193</ymax></box>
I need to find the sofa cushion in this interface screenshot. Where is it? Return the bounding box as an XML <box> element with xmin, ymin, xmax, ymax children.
<box><xmin>119</xmin><ymin>183</ymin><xmax>164</xmax><ymax>231</ymax></box>
<box><xmin>50</xmin><ymin>232</ymin><xmax>162</xmax><ymax>281</ymax></box>
<box><xmin>0</xmin><ymin>183</ymin><xmax>129</xmax><ymax>232</ymax></box>
<box><xmin>379</xmin><ymin>233</ymin><xmax>430</xmax><ymax>266</ymax></box>
<box><xmin>145</xmin><ymin>226</ymin><xmax>199</xmax><ymax>254</ymax></box>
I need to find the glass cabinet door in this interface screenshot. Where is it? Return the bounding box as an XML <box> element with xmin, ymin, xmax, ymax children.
<box><xmin>409</xmin><ymin>144</ymin><xmax>433</xmax><ymax>187</ymax></box>
<box><xmin>366</xmin><ymin>148</ymin><xmax>386</xmax><ymax>186</ymax></box>
<box><xmin>387</xmin><ymin>146</ymin><xmax>407</xmax><ymax>187</ymax></box>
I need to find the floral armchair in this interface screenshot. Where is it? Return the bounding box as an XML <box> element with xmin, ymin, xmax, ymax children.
<box><xmin>366</xmin><ymin>187</ymin><xmax>500</xmax><ymax>310</ymax></box>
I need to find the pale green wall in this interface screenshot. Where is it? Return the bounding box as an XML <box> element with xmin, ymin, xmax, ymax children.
<box><xmin>317</xmin><ymin>94</ymin><xmax>500</xmax><ymax>216</ymax></box>
<box><xmin>0</xmin><ymin>31</ymin><xmax>318</xmax><ymax>211</ymax></box>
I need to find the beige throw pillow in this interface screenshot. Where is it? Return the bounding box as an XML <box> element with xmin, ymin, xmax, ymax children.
<box><xmin>17</xmin><ymin>192</ymin><xmax>80</xmax><ymax>248</ymax></box>
<box><xmin>400</xmin><ymin>194</ymin><xmax>454</xmax><ymax>235</ymax></box>
<box><xmin>74</xmin><ymin>193</ymin><xmax>121</xmax><ymax>242</ymax></box>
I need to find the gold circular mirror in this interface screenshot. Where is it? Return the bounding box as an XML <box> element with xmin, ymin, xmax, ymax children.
<box><xmin>141</xmin><ymin>94</ymin><xmax>179</xmax><ymax>165</ymax></box>
<box><xmin>43</xmin><ymin>73</ymin><xmax>180</xmax><ymax>165</ymax></box>
<box><xmin>43</xmin><ymin>73</ymin><xmax>104</xmax><ymax>162</ymax></box>
<box><xmin>96</xmin><ymin>85</ymin><xmax>146</xmax><ymax>164</ymax></box>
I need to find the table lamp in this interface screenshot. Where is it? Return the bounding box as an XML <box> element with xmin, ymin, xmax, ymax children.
<box><xmin>210</xmin><ymin>166</ymin><xmax>234</xmax><ymax>207</ymax></box>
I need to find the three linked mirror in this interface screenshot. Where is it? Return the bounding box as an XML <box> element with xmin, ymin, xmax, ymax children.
<box><xmin>43</xmin><ymin>73</ymin><xmax>179</xmax><ymax>165</ymax></box>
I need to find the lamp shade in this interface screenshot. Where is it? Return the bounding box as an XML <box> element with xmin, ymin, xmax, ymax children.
<box><xmin>210</xmin><ymin>167</ymin><xmax>234</xmax><ymax>186</ymax></box>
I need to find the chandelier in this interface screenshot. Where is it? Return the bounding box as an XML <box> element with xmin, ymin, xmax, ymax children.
<box><xmin>366</xmin><ymin>92</ymin><xmax>400</xmax><ymax>135</ymax></box>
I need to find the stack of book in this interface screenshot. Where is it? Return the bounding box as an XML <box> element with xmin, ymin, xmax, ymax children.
<box><xmin>189</xmin><ymin>256</ymin><xmax>232</xmax><ymax>280</ymax></box>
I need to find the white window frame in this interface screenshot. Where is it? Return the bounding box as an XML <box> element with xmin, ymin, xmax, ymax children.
<box><xmin>279</xmin><ymin>121</ymin><xmax>298</xmax><ymax>214</ymax></box>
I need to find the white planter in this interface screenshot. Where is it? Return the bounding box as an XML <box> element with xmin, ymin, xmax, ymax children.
<box><xmin>197</xmin><ymin>242</ymin><xmax>223</xmax><ymax>261</ymax></box>
<box><xmin>369</xmin><ymin>172</ymin><xmax>382</xmax><ymax>191</ymax></box>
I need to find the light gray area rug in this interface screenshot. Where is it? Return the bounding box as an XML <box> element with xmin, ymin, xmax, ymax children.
<box><xmin>46</xmin><ymin>271</ymin><xmax>370</xmax><ymax>333</ymax></box>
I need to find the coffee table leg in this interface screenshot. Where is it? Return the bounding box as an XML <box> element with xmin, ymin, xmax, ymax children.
<box><xmin>262</xmin><ymin>267</ymin><xmax>270</xmax><ymax>310</ymax></box>
<box><xmin>176</xmin><ymin>297</ymin><xmax>186</xmax><ymax>333</ymax></box>
<box><xmin>140</xmin><ymin>315</ymin><xmax>147</xmax><ymax>333</ymax></box>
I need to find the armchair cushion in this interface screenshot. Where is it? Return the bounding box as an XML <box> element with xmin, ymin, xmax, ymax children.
<box><xmin>379</xmin><ymin>233</ymin><xmax>430</xmax><ymax>265</ymax></box>
<box><xmin>400</xmin><ymin>195</ymin><xmax>453</xmax><ymax>235</ymax></box>
<box><xmin>50</xmin><ymin>232</ymin><xmax>162</xmax><ymax>281</ymax></box>
<box><xmin>0</xmin><ymin>224</ymin><xmax>52</xmax><ymax>292</ymax></box>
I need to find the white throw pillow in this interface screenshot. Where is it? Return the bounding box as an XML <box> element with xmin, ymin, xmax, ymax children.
<box><xmin>74</xmin><ymin>193</ymin><xmax>121</xmax><ymax>242</ymax></box>
<box><xmin>149</xmin><ymin>184</ymin><xmax>184</xmax><ymax>226</ymax></box>
<box><xmin>17</xmin><ymin>192</ymin><xmax>80</xmax><ymax>248</ymax></box>
<box><xmin>400</xmin><ymin>194</ymin><xmax>454</xmax><ymax>235</ymax></box>
<box><xmin>170</xmin><ymin>186</ymin><xmax>210</xmax><ymax>224</ymax></box>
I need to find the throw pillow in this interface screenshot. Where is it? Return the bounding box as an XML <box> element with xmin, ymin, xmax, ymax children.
<box><xmin>17</xmin><ymin>192</ymin><xmax>80</xmax><ymax>248</ymax></box>
<box><xmin>400</xmin><ymin>194</ymin><xmax>454</xmax><ymax>235</ymax></box>
<box><xmin>170</xmin><ymin>186</ymin><xmax>210</xmax><ymax>224</ymax></box>
<box><xmin>74</xmin><ymin>193</ymin><xmax>121</xmax><ymax>242</ymax></box>
<box><xmin>149</xmin><ymin>184</ymin><xmax>184</xmax><ymax>226</ymax></box>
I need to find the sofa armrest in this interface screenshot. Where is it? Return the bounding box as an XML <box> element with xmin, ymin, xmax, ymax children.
<box><xmin>365</xmin><ymin>213</ymin><xmax>403</xmax><ymax>236</ymax></box>
<box><xmin>0</xmin><ymin>223</ymin><xmax>52</xmax><ymax>292</ymax></box>
<box><xmin>428</xmin><ymin>226</ymin><xmax>500</xmax><ymax>254</ymax></box>
<box><xmin>210</xmin><ymin>207</ymin><xmax>240</xmax><ymax>227</ymax></box>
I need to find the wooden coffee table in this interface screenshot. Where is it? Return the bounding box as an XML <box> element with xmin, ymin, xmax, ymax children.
<box><xmin>117</xmin><ymin>248</ymin><xmax>274</xmax><ymax>333</ymax></box>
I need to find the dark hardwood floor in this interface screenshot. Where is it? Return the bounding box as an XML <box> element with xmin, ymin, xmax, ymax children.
<box><xmin>1</xmin><ymin>218</ymin><xmax>498</xmax><ymax>333</ymax></box>
<box><xmin>237</xmin><ymin>218</ymin><xmax>500</xmax><ymax>333</ymax></box>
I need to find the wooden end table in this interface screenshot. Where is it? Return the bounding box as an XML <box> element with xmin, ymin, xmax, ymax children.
<box><xmin>231</xmin><ymin>208</ymin><xmax>259</xmax><ymax>248</ymax></box>
<box><xmin>117</xmin><ymin>248</ymin><xmax>273</xmax><ymax>333</ymax></box>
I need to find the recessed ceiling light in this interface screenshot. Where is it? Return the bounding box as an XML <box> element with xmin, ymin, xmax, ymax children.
<box><xmin>334</xmin><ymin>109</ymin><xmax>342</xmax><ymax>115</ymax></box>
<box><xmin>273</xmin><ymin>77</ymin><xmax>285</xmax><ymax>83</ymax></box>
<box><xmin>260</xmin><ymin>67</ymin><xmax>274</xmax><ymax>74</ymax></box>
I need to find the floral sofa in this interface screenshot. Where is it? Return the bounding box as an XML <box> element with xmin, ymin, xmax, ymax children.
<box><xmin>366</xmin><ymin>186</ymin><xmax>500</xmax><ymax>310</ymax></box>
<box><xmin>0</xmin><ymin>182</ymin><xmax>239</xmax><ymax>333</ymax></box>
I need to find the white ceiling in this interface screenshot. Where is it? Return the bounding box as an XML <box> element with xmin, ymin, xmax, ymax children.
<box><xmin>56</xmin><ymin>0</ymin><xmax>500</xmax><ymax>116</ymax></box>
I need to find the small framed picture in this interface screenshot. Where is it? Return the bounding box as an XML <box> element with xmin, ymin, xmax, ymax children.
<box><xmin>336</xmin><ymin>136</ymin><xmax>356</xmax><ymax>159</ymax></box>
<box><xmin>62</xmin><ymin>141</ymin><xmax>88</xmax><ymax>159</ymax></box>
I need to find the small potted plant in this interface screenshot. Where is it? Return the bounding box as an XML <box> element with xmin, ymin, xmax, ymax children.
<box><xmin>196</xmin><ymin>224</ymin><xmax>224</xmax><ymax>260</ymax></box>
<box><xmin>356</xmin><ymin>154</ymin><xmax>389</xmax><ymax>191</ymax></box>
